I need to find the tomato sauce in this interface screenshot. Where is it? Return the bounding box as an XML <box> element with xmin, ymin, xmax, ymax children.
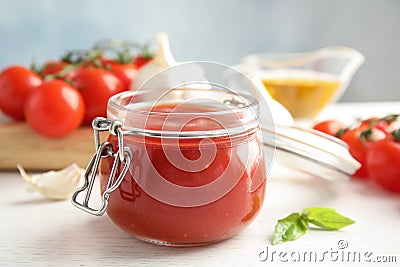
<box><xmin>100</xmin><ymin>104</ymin><xmax>266</xmax><ymax>246</ymax></box>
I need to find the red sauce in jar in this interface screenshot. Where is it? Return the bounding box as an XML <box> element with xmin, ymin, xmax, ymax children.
<box><xmin>100</xmin><ymin>104</ymin><xmax>266</xmax><ymax>246</ymax></box>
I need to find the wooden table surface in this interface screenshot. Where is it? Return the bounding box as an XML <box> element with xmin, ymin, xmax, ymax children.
<box><xmin>1</xmin><ymin>102</ymin><xmax>399</xmax><ymax>266</ymax></box>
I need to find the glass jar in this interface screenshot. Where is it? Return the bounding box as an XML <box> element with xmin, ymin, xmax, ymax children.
<box><xmin>72</xmin><ymin>62</ymin><xmax>362</xmax><ymax>246</ymax></box>
<box><xmin>73</xmin><ymin>87</ymin><xmax>267</xmax><ymax>246</ymax></box>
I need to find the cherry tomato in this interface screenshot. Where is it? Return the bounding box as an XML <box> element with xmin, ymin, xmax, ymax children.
<box><xmin>40</xmin><ymin>60</ymin><xmax>82</xmax><ymax>81</ymax></box>
<box><xmin>313</xmin><ymin>120</ymin><xmax>347</xmax><ymax>137</ymax></box>
<box><xmin>133</xmin><ymin>55</ymin><xmax>153</xmax><ymax>68</ymax></box>
<box><xmin>315</xmin><ymin>115</ymin><xmax>400</xmax><ymax>192</ymax></box>
<box><xmin>41</xmin><ymin>60</ymin><xmax>68</xmax><ymax>77</ymax></box>
<box><xmin>340</xmin><ymin>124</ymin><xmax>388</xmax><ymax>179</ymax></box>
<box><xmin>367</xmin><ymin>138</ymin><xmax>400</xmax><ymax>193</ymax></box>
<box><xmin>71</xmin><ymin>67</ymin><xmax>124</xmax><ymax>125</ymax></box>
<box><xmin>361</xmin><ymin>115</ymin><xmax>400</xmax><ymax>133</ymax></box>
<box><xmin>102</xmin><ymin>60</ymin><xmax>138</xmax><ymax>90</ymax></box>
<box><xmin>0</xmin><ymin>66</ymin><xmax>42</xmax><ymax>120</ymax></box>
<box><xmin>24</xmin><ymin>80</ymin><xmax>84</xmax><ymax>138</ymax></box>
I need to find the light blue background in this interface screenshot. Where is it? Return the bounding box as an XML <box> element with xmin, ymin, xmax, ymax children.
<box><xmin>1</xmin><ymin>0</ymin><xmax>399</xmax><ymax>101</ymax></box>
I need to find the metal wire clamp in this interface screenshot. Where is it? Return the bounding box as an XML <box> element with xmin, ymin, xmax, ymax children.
<box><xmin>71</xmin><ymin>117</ymin><xmax>132</xmax><ymax>216</ymax></box>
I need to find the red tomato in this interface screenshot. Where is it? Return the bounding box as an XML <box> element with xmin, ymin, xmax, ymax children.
<box><xmin>340</xmin><ymin>125</ymin><xmax>388</xmax><ymax>178</ymax></box>
<box><xmin>71</xmin><ymin>68</ymin><xmax>125</xmax><ymax>125</ymax></box>
<box><xmin>360</xmin><ymin>117</ymin><xmax>388</xmax><ymax>133</ymax></box>
<box><xmin>367</xmin><ymin>138</ymin><xmax>400</xmax><ymax>193</ymax></box>
<box><xmin>0</xmin><ymin>66</ymin><xmax>42</xmax><ymax>120</ymax></box>
<box><xmin>41</xmin><ymin>60</ymin><xmax>68</xmax><ymax>77</ymax></box>
<box><xmin>361</xmin><ymin>115</ymin><xmax>400</xmax><ymax>133</ymax></box>
<box><xmin>24</xmin><ymin>80</ymin><xmax>84</xmax><ymax>138</ymax></box>
<box><xmin>133</xmin><ymin>55</ymin><xmax>153</xmax><ymax>68</ymax></box>
<box><xmin>313</xmin><ymin>120</ymin><xmax>347</xmax><ymax>137</ymax></box>
<box><xmin>102</xmin><ymin>60</ymin><xmax>138</xmax><ymax>90</ymax></box>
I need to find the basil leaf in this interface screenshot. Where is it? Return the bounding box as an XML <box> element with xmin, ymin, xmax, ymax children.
<box><xmin>272</xmin><ymin>212</ymin><xmax>309</xmax><ymax>245</ymax></box>
<box><xmin>303</xmin><ymin>207</ymin><xmax>355</xmax><ymax>230</ymax></box>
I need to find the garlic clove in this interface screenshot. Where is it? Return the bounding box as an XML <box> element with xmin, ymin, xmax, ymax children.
<box><xmin>17</xmin><ymin>164</ymin><xmax>84</xmax><ymax>200</ymax></box>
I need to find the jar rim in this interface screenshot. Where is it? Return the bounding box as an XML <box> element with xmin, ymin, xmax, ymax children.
<box><xmin>107</xmin><ymin>87</ymin><xmax>261</xmax><ymax>138</ymax></box>
<box><xmin>108</xmin><ymin>88</ymin><xmax>259</xmax><ymax>116</ymax></box>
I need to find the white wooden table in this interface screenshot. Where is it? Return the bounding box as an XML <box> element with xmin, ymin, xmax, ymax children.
<box><xmin>1</xmin><ymin>102</ymin><xmax>400</xmax><ymax>266</ymax></box>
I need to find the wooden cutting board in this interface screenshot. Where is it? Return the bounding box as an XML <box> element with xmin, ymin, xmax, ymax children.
<box><xmin>0</xmin><ymin>120</ymin><xmax>108</xmax><ymax>171</ymax></box>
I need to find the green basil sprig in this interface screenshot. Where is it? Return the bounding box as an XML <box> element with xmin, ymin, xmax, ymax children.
<box><xmin>272</xmin><ymin>207</ymin><xmax>355</xmax><ymax>245</ymax></box>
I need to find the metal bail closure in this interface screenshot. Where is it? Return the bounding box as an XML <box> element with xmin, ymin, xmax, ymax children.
<box><xmin>71</xmin><ymin>118</ymin><xmax>132</xmax><ymax>216</ymax></box>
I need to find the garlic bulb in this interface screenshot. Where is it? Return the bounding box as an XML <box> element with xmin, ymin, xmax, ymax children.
<box><xmin>17</xmin><ymin>164</ymin><xmax>84</xmax><ymax>200</ymax></box>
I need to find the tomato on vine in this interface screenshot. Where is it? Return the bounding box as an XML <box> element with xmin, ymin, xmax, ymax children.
<box><xmin>0</xmin><ymin>65</ymin><xmax>42</xmax><ymax>120</ymax></box>
<box><xmin>102</xmin><ymin>58</ymin><xmax>138</xmax><ymax>90</ymax></box>
<box><xmin>71</xmin><ymin>67</ymin><xmax>125</xmax><ymax>125</ymax></box>
<box><xmin>340</xmin><ymin>123</ymin><xmax>388</xmax><ymax>178</ymax></box>
<box><xmin>133</xmin><ymin>43</ymin><xmax>154</xmax><ymax>68</ymax></box>
<box><xmin>367</xmin><ymin>131</ymin><xmax>400</xmax><ymax>193</ymax></box>
<box><xmin>24</xmin><ymin>80</ymin><xmax>84</xmax><ymax>138</ymax></box>
<box><xmin>40</xmin><ymin>60</ymin><xmax>69</xmax><ymax>77</ymax></box>
<box><xmin>360</xmin><ymin>115</ymin><xmax>400</xmax><ymax>133</ymax></box>
<box><xmin>313</xmin><ymin>120</ymin><xmax>347</xmax><ymax>137</ymax></box>
<box><xmin>134</xmin><ymin>55</ymin><xmax>153</xmax><ymax>68</ymax></box>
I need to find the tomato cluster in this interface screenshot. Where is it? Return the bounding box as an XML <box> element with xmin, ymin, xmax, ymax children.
<box><xmin>0</xmin><ymin>41</ymin><xmax>153</xmax><ymax>138</ymax></box>
<box><xmin>313</xmin><ymin>116</ymin><xmax>400</xmax><ymax>194</ymax></box>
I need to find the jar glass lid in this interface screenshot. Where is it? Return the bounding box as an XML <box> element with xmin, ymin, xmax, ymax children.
<box><xmin>262</xmin><ymin>123</ymin><xmax>361</xmax><ymax>182</ymax></box>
